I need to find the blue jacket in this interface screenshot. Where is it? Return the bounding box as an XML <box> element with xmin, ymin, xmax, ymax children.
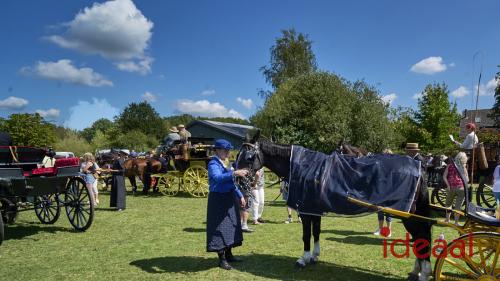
<box><xmin>208</xmin><ymin>157</ymin><xmax>243</xmax><ymax>198</ymax></box>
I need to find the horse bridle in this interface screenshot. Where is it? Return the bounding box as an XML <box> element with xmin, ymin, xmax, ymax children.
<box><xmin>233</xmin><ymin>142</ymin><xmax>263</xmax><ymax>197</ymax></box>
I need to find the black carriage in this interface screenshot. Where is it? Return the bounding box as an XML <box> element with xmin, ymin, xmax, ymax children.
<box><xmin>0</xmin><ymin>146</ymin><xmax>94</xmax><ymax>245</ymax></box>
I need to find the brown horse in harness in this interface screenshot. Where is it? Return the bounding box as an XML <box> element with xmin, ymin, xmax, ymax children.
<box><xmin>235</xmin><ymin>132</ymin><xmax>432</xmax><ymax>281</ymax></box>
<box><xmin>96</xmin><ymin>151</ymin><xmax>163</xmax><ymax>193</ymax></box>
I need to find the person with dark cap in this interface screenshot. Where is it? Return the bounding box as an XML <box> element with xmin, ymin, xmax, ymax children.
<box><xmin>0</xmin><ymin>131</ymin><xmax>13</xmax><ymax>146</ymax></box>
<box><xmin>454</xmin><ymin>123</ymin><xmax>479</xmax><ymax>150</ymax></box>
<box><xmin>206</xmin><ymin>139</ymin><xmax>249</xmax><ymax>270</ymax></box>
<box><xmin>110</xmin><ymin>150</ymin><xmax>127</xmax><ymax>211</ymax></box>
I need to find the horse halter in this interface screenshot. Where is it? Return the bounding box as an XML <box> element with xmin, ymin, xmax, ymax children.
<box><xmin>233</xmin><ymin>142</ymin><xmax>263</xmax><ymax>196</ymax></box>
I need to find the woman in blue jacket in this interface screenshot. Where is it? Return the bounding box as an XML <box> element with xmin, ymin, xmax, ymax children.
<box><xmin>206</xmin><ymin>139</ymin><xmax>248</xmax><ymax>270</ymax></box>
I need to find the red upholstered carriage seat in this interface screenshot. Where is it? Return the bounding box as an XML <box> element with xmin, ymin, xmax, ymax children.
<box><xmin>31</xmin><ymin>157</ymin><xmax>80</xmax><ymax>177</ymax></box>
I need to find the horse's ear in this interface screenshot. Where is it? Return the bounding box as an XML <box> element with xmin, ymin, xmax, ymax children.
<box><xmin>251</xmin><ymin>129</ymin><xmax>261</xmax><ymax>143</ymax></box>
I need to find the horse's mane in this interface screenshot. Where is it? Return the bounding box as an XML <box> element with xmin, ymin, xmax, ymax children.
<box><xmin>259</xmin><ymin>139</ymin><xmax>291</xmax><ymax>159</ymax></box>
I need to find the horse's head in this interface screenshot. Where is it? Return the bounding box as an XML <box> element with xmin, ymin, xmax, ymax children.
<box><xmin>235</xmin><ymin>129</ymin><xmax>264</xmax><ymax>172</ymax></box>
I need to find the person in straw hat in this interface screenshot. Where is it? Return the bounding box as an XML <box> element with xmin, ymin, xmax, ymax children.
<box><xmin>163</xmin><ymin>126</ymin><xmax>181</xmax><ymax>148</ymax></box>
<box><xmin>177</xmin><ymin>124</ymin><xmax>191</xmax><ymax>143</ymax></box>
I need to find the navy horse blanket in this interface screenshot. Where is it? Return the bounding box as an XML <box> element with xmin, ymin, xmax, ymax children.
<box><xmin>287</xmin><ymin>146</ymin><xmax>422</xmax><ymax>216</ymax></box>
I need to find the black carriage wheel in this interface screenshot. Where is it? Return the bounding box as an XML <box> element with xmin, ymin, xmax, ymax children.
<box><xmin>0</xmin><ymin>210</ymin><xmax>4</xmax><ymax>246</ymax></box>
<box><xmin>34</xmin><ymin>194</ymin><xmax>61</xmax><ymax>224</ymax></box>
<box><xmin>64</xmin><ymin>177</ymin><xmax>94</xmax><ymax>231</ymax></box>
<box><xmin>477</xmin><ymin>182</ymin><xmax>495</xmax><ymax>208</ymax></box>
<box><xmin>0</xmin><ymin>198</ymin><xmax>18</xmax><ymax>225</ymax></box>
<box><xmin>431</xmin><ymin>187</ymin><xmax>448</xmax><ymax>207</ymax></box>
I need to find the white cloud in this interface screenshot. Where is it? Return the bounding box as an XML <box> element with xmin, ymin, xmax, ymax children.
<box><xmin>175</xmin><ymin>100</ymin><xmax>245</xmax><ymax>119</ymax></box>
<box><xmin>451</xmin><ymin>86</ymin><xmax>470</xmax><ymax>98</ymax></box>
<box><xmin>200</xmin><ymin>90</ymin><xmax>215</xmax><ymax>96</ymax></box>
<box><xmin>412</xmin><ymin>92</ymin><xmax>423</xmax><ymax>100</ymax></box>
<box><xmin>0</xmin><ymin>96</ymin><xmax>29</xmax><ymax>110</ymax></box>
<box><xmin>476</xmin><ymin>78</ymin><xmax>497</xmax><ymax>96</ymax></box>
<box><xmin>64</xmin><ymin>98</ymin><xmax>120</xmax><ymax>130</ymax></box>
<box><xmin>46</xmin><ymin>0</ymin><xmax>154</xmax><ymax>74</ymax></box>
<box><xmin>381</xmin><ymin>93</ymin><xmax>397</xmax><ymax>105</ymax></box>
<box><xmin>236</xmin><ymin>97</ymin><xmax>253</xmax><ymax>109</ymax></box>
<box><xmin>21</xmin><ymin>59</ymin><xmax>113</xmax><ymax>87</ymax></box>
<box><xmin>36</xmin><ymin>108</ymin><xmax>60</xmax><ymax>119</ymax></box>
<box><xmin>115</xmin><ymin>57</ymin><xmax>153</xmax><ymax>75</ymax></box>
<box><xmin>142</xmin><ymin>91</ymin><xmax>157</xmax><ymax>102</ymax></box>
<box><xmin>410</xmin><ymin>56</ymin><xmax>447</xmax><ymax>74</ymax></box>
<box><xmin>449</xmin><ymin>62</ymin><xmax>456</xmax><ymax>67</ymax></box>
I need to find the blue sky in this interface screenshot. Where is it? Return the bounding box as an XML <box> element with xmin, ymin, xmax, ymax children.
<box><xmin>1</xmin><ymin>0</ymin><xmax>499</xmax><ymax>130</ymax></box>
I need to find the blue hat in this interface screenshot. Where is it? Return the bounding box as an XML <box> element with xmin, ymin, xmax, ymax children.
<box><xmin>214</xmin><ymin>139</ymin><xmax>233</xmax><ymax>150</ymax></box>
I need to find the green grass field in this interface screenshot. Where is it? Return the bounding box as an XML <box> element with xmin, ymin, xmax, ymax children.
<box><xmin>0</xmin><ymin>185</ymin><xmax>460</xmax><ymax>281</ymax></box>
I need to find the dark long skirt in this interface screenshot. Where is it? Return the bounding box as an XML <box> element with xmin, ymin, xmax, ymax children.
<box><xmin>206</xmin><ymin>192</ymin><xmax>243</xmax><ymax>252</ymax></box>
<box><xmin>110</xmin><ymin>174</ymin><xmax>126</xmax><ymax>209</ymax></box>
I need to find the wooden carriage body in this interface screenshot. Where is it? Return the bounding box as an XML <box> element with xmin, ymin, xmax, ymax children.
<box><xmin>153</xmin><ymin>137</ymin><xmax>216</xmax><ymax>197</ymax></box>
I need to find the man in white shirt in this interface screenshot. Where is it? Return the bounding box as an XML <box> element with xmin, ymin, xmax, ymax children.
<box><xmin>454</xmin><ymin>123</ymin><xmax>478</xmax><ymax>150</ymax></box>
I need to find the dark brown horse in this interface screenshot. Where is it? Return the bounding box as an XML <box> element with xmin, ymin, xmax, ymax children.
<box><xmin>96</xmin><ymin>151</ymin><xmax>163</xmax><ymax>193</ymax></box>
<box><xmin>123</xmin><ymin>158</ymin><xmax>162</xmax><ymax>193</ymax></box>
<box><xmin>236</xmin><ymin>132</ymin><xmax>432</xmax><ymax>281</ymax></box>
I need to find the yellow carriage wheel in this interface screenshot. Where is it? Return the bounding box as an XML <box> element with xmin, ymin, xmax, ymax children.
<box><xmin>434</xmin><ymin>232</ymin><xmax>500</xmax><ymax>281</ymax></box>
<box><xmin>156</xmin><ymin>173</ymin><xmax>180</xmax><ymax>196</ymax></box>
<box><xmin>183</xmin><ymin>166</ymin><xmax>209</xmax><ymax>197</ymax></box>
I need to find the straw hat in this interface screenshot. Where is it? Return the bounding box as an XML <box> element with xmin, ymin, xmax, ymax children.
<box><xmin>177</xmin><ymin>124</ymin><xmax>185</xmax><ymax>129</ymax></box>
<box><xmin>169</xmin><ymin>126</ymin><xmax>179</xmax><ymax>133</ymax></box>
<box><xmin>405</xmin><ymin>143</ymin><xmax>420</xmax><ymax>151</ymax></box>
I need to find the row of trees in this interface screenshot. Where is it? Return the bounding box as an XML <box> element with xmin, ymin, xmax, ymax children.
<box><xmin>0</xmin><ymin>102</ymin><xmax>250</xmax><ymax>156</ymax></box>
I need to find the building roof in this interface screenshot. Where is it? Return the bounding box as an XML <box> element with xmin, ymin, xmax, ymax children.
<box><xmin>459</xmin><ymin>109</ymin><xmax>496</xmax><ymax>137</ymax></box>
<box><xmin>186</xmin><ymin>120</ymin><xmax>256</xmax><ymax>139</ymax></box>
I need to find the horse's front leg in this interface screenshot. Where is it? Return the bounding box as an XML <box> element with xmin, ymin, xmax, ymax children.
<box><xmin>129</xmin><ymin>176</ymin><xmax>137</xmax><ymax>193</ymax></box>
<box><xmin>311</xmin><ymin>216</ymin><xmax>321</xmax><ymax>263</ymax></box>
<box><xmin>296</xmin><ymin>214</ymin><xmax>312</xmax><ymax>268</ymax></box>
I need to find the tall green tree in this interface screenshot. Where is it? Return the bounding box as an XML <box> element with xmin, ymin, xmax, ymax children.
<box><xmin>251</xmin><ymin>72</ymin><xmax>395</xmax><ymax>152</ymax></box>
<box><xmin>415</xmin><ymin>83</ymin><xmax>460</xmax><ymax>150</ymax></box>
<box><xmin>492</xmin><ymin>66</ymin><xmax>500</xmax><ymax>127</ymax></box>
<box><xmin>260</xmin><ymin>29</ymin><xmax>317</xmax><ymax>98</ymax></box>
<box><xmin>0</xmin><ymin>113</ymin><xmax>56</xmax><ymax>147</ymax></box>
<box><xmin>115</xmin><ymin>102</ymin><xmax>164</xmax><ymax>140</ymax></box>
<box><xmin>80</xmin><ymin>118</ymin><xmax>115</xmax><ymax>142</ymax></box>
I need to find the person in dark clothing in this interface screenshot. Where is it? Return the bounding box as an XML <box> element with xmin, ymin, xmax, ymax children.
<box><xmin>110</xmin><ymin>152</ymin><xmax>127</xmax><ymax>211</ymax></box>
<box><xmin>206</xmin><ymin>139</ymin><xmax>249</xmax><ymax>270</ymax></box>
<box><xmin>0</xmin><ymin>131</ymin><xmax>13</xmax><ymax>146</ymax></box>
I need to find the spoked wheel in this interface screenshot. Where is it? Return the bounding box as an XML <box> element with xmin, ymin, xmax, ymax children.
<box><xmin>434</xmin><ymin>232</ymin><xmax>500</xmax><ymax>281</ymax></box>
<box><xmin>0</xmin><ymin>198</ymin><xmax>18</xmax><ymax>224</ymax></box>
<box><xmin>34</xmin><ymin>194</ymin><xmax>61</xmax><ymax>224</ymax></box>
<box><xmin>477</xmin><ymin>182</ymin><xmax>495</xmax><ymax>208</ymax></box>
<box><xmin>183</xmin><ymin>166</ymin><xmax>209</xmax><ymax>198</ymax></box>
<box><xmin>158</xmin><ymin>173</ymin><xmax>180</xmax><ymax>196</ymax></box>
<box><xmin>431</xmin><ymin>187</ymin><xmax>448</xmax><ymax>207</ymax></box>
<box><xmin>64</xmin><ymin>177</ymin><xmax>94</xmax><ymax>231</ymax></box>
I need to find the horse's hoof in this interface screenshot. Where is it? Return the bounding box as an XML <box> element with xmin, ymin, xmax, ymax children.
<box><xmin>295</xmin><ymin>262</ymin><xmax>306</xmax><ymax>269</ymax></box>
<box><xmin>407</xmin><ymin>273</ymin><xmax>419</xmax><ymax>281</ymax></box>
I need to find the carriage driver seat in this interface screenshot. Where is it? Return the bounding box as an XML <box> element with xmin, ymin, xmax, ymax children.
<box><xmin>466</xmin><ymin>202</ymin><xmax>500</xmax><ymax>227</ymax></box>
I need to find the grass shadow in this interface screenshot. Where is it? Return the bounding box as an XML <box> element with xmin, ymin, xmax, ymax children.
<box><xmin>4</xmin><ymin>222</ymin><xmax>73</xmax><ymax>241</ymax></box>
<box><xmin>130</xmin><ymin>254</ymin><xmax>404</xmax><ymax>280</ymax></box>
<box><xmin>322</xmin><ymin>229</ymin><xmax>372</xmax><ymax>236</ymax></box>
<box><xmin>130</xmin><ymin>256</ymin><xmax>215</xmax><ymax>273</ymax></box>
<box><xmin>325</xmin><ymin>235</ymin><xmax>386</xmax><ymax>246</ymax></box>
<box><xmin>183</xmin><ymin>227</ymin><xmax>205</xmax><ymax>233</ymax></box>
